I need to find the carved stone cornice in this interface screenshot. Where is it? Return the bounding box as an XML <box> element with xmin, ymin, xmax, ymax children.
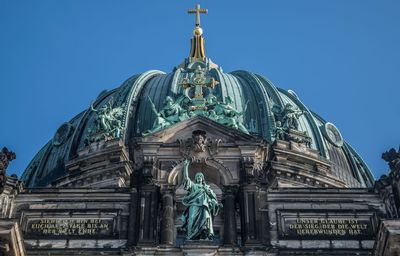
<box><xmin>267</xmin><ymin>139</ymin><xmax>347</xmax><ymax>188</ymax></box>
<box><xmin>59</xmin><ymin>140</ymin><xmax>133</xmax><ymax>188</ymax></box>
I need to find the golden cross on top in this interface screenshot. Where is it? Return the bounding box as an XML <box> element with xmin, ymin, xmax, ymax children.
<box><xmin>188</xmin><ymin>4</ymin><xmax>208</xmax><ymax>27</ymax></box>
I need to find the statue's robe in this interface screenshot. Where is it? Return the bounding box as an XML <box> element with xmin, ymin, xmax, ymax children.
<box><xmin>181</xmin><ymin>179</ymin><xmax>220</xmax><ymax>240</ymax></box>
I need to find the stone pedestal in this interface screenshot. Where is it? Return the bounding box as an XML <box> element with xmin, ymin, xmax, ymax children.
<box><xmin>181</xmin><ymin>240</ymin><xmax>219</xmax><ymax>256</ymax></box>
<box><xmin>64</xmin><ymin>140</ymin><xmax>133</xmax><ymax>188</ymax></box>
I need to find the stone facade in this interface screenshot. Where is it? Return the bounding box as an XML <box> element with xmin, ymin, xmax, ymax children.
<box><xmin>1</xmin><ymin>8</ymin><xmax>399</xmax><ymax>254</ymax></box>
<box><xmin>1</xmin><ymin>118</ymin><xmax>399</xmax><ymax>255</ymax></box>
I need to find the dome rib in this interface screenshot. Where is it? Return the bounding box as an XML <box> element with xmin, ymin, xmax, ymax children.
<box><xmin>123</xmin><ymin>70</ymin><xmax>165</xmax><ymax>142</ymax></box>
<box><xmin>231</xmin><ymin>70</ymin><xmax>275</xmax><ymax>141</ymax></box>
<box><xmin>343</xmin><ymin>142</ymin><xmax>375</xmax><ymax>187</ymax></box>
<box><xmin>254</xmin><ymin>74</ymin><xmax>285</xmax><ymax>107</ymax></box>
<box><xmin>310</xmin><ymin>110</ymin><xmax>375</xmax><ymax>187</ymax></box>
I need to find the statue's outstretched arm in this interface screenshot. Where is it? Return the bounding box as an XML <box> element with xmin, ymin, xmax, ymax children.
<box><xmin>183</xmin><ymin>159</ymin><xmax>192</xmax><ymax>190</ymax></box>
<box><xmin>183</xmin><ymin>159</ymin><xmax>190</xmax><ymax>180</ymax></box>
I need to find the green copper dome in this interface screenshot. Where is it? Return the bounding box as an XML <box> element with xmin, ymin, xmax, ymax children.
<box><xmin>20</xmin><ymin>13</ymin><xmax>374</xmax><ymax>188</ymax></box>
<box><xmin>21</xmin><ymin>57</ymin><xmax>374</xmax><ymax>188</ymax></box>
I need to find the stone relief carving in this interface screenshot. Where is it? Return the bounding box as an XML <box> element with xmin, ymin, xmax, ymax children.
<box><xmin>179</xmin><ymin>130</ymin><xmax>222</xmax><ymax>162</ymax></box>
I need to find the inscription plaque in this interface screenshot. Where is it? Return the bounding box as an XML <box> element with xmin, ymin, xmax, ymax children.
<box><xmin>277</xmin><ymin>211</ymin><xmax>376</xmax><ymax>239</ymax></box>
<box><xmin>285</xmin><ymin>218</ymin><xmax>371</xmax><ymax>237</ymax></box>
<box><xmin>26</xmin><ymin>218</ymin><xmax>114</xmax><ymax>238</ymax></box>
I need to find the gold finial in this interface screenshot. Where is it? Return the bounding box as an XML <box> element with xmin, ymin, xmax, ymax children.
<box><xmin>187</xmin><ymin>4</ymin><xmax>208</xmax><ymax>60</ymax></box>
<box><xmin>188</xmin><ymin>4</ymin><xmax>208</xmax><ymax>28</ymax></box>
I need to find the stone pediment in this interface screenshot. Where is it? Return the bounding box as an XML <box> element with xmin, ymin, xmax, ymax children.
<box><xmin>139</xmin><ymin>116</ymin><xmax>260</xmax><ymax>145</ymax></box>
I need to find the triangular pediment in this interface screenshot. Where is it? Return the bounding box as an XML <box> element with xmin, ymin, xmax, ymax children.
<box><xmin>139</xmin><ymin>116</ymin><xmax>261</xmax><ymax>144</ymax></box>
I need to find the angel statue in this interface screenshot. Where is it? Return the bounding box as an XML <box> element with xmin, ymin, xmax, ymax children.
<box><xmin>212</xmin><ymin>96</ymin><xmax>249</xmax><ymax>134</ymax></box>
<box><xmin>144</xmin><ymin>95</ymin><xmax>189</xmax><ymax>135</ymax></box>
<box><xmin>91</xmin><ymin>101</ymin><xmax>113</xmax><ymax>132</ymax></box>
<box><xmin>271</xmin><ymin>103</ymin><xmax>304</xmax><ymax>131</ymax></box>
<box><xmin>181</xmin><ymin>159</ymin><xmax>222</xmax><ymax>240</ymax></box>
<box><xmin>88</xmin><ymin>98</ymin><xmax>125</xmax><ymax>142</ymax></box>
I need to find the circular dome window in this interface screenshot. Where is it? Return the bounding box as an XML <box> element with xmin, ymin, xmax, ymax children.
<box><xmin>322</xmin><ymin>122</ymin><xmax>343</xmax><ymax>147</ymax></box>
<box><xmin>53</xmin><ymin>122</ymin><xmax>74</xmax><ymax>146</ymax></box>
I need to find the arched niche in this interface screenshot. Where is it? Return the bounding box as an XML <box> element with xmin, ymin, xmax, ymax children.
<box><xmin>167</xmin><ymin>159</ymin><xmax>235</xmax><ymax>187</ymax></box>
<box><xmin>169</xmin><ymin>160</ymin><xmax>228</xmax><ymax>246</ymax></box>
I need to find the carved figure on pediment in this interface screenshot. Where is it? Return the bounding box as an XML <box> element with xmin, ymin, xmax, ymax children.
<box><xmin>207</xmin><ymin>110</ymin><xmax>219</xmax><ymax>122</ymax></box>
<box><xmin>159</xmin><ymin>96</ymin><xmax>190</xmax><ymax>124</ymax></box>
<box><xmin>179</xmin><ymin>131</ymin><xmax>222</xmax><ymax>161</ymax></box>
<box><xmin>192</xmin><ymin>130</ymin><xmax>207</xmax><ymax>152</ymax></box>
<box><xmin>205</xmin><ymin>93</ymin><xmax>217</xmax><ymax>108</ymax></box>
<box><xmin>382</xmin><ymin>147</ymin><xmax>400</xmax><ymax>172</ymax></box>
<box><xmin>212</xmin><ymin>96</ymin><xmax>249</xmax><ymax>134</ymax></box>
<box><xmin>144</xmin><ymin>96</ymin><xmax>190</xmax><ymax>135</ymax></box>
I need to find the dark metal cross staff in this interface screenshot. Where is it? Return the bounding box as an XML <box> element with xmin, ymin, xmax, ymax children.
<box><xmin>188</xmin><ymin>4</ymin><xmax>208</xmax><ymax>27</ymax></box>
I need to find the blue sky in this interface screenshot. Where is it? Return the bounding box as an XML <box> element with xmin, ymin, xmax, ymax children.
<box><xmin>0</xmin><ymin>0</ymin><xmax>399</xmax><ymax>179</ymax></box>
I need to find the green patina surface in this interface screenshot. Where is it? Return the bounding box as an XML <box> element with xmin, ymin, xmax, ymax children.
<box><xmin>144</xmin><ymin>66</ymin><xmax>249</xmax><ymax>135</ymax></box>
<box><xmin>85</xmin><ymin>98</ymin><xmax>125</xmax><ymax>144</ymax></box>
<box><xmin>181</xmin><ymin>159</ymin><xmax>221</xmax><ymax>240</ymax></box>
<box><xmin>20</xmin><ymin>59</ymin><xmax>376</xmax><ymax>188</ymax></box>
